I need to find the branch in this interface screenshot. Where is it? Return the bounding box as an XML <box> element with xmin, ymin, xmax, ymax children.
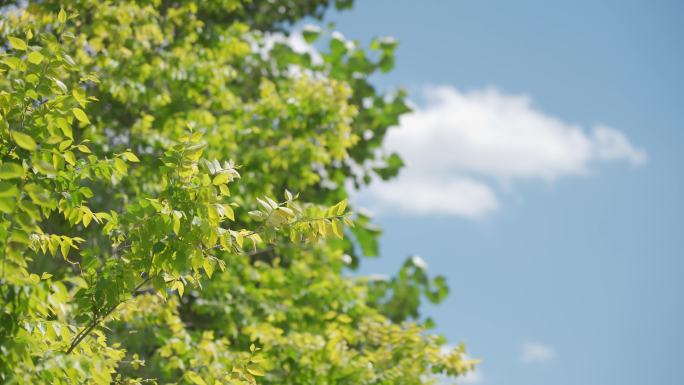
<box><xmin>66</xmin><ymin>277</ymin><xmax>150</xmax><ymax>354</ymax></box>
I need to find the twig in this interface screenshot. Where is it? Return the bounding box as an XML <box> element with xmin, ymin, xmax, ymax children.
<box><xmin>66</xmin><ymin>277</ymin><xmax>150</xmax><ymax>354</ymax></box>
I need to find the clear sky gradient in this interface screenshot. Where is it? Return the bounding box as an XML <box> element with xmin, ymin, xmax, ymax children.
<box><xmin>320</xmin><ymin>1</ymin><xmax>683</xmax><ymax>384</ymax></box>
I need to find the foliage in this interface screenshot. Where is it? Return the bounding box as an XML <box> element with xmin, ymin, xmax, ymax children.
<box><xmin>0</xmin><ymin>1</ymin><xmax>477</xmax><ymax>384</ymax></box>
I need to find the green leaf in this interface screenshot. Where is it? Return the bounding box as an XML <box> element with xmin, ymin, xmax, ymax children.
<box><xmin>60</xmin><ymin>238</ymin><xmax>71</xmax><ymax>258</ymax></box>
<box><xmin>56</xmin><ymin>118</ymin><xmax>73</xmax><ymax>139</ymax></box>
<box><xmin>331</xmin><ymin>219</ymin><xmax>344</xmax><ymax>239</ymax></box>
<box><xmin>335</xmin><ymin>199</ymin><xmax>347</xmax><ymax>215</ymax></box>
<box><xmin>27</xmin><ymin>51</ymin><xmax>44</xmax><ymax>64</ymax></box>
<box><xmin>72</xmin><ymin>108</ymin><xmax>90</xmax><ymax>124</ymax></box>
<box><xmin>185</xmin><ymin>371</ymin><xmax>206</xmax><ymax>385</ymax></box>
<box><xmin>175</xmin><ymin>281</ymin><xmax>184</xmax><ymax>297</ymax></box>
<box><xmin>51</xmin><ymin>77</ymin><xmax>68</xmax><ymax>94</ymax></box>
<box><xmin>58</xmin><ymin>8</ymin><xmax>67</xmax><ymax>23</ymax></box>
<box><xmin>59</xmin><ymin>139</ymin><xmax>73</xmax><ymax>151</ymax></box>
<box><xmin>212</xmin><ymin>172</ymin><xmax>229</xmax><ymax>185</ymax></box>
<box><xmin>8</xmin><ymin>37</ymin><xmax>27</xmax><ymax>51</ymax></box>
<box><xmin>64</xmin><ymin>151</ymin><xmax>76</xmax><ymax>166</ymax></box>
<box><xmin>82</xmin><ymin>211</ymin><xmax>92</xmax><ymax>227</ymax></box>
<box><xmin>0</xmin><ymin>163</ymin><xmax>24</xmax><ymax>179</ymax></box>
<box><xmin>2</xmin><ymin>56</ymin><xmax>23</xmax><ymax>70</ymax></box>
<box><xmin>172</xmin><ymin>211</ymin><xmax>181</xmax><ymax>234</ymax></box>
<box><xmin>113</xmin><ymin>157</ymin><xmax>127</xmax><ymax>174</ymax></box>
<box><xmin>72</xmin><ymin>88</ymin><xmax>87</xmax><ymax>107</ymax></box>
<box><xmin>11</xmin><ymin>131</ymin><xmax>37</xmax><ymax>151</ymax></box>
<box><xmin>28</xmin><ymin>274</ymin><xmax>40</xmax><ymax>284</ymax></box>
<box><xmin>0</xmin><ymin>198</ymin><xmax>16</xmax><ymax>213</ymax></box>
<box><xmin>123</xmin><ymin>151</ymin><xmax>140</xmax><ymax>162</ymax></box>
<box><xmin>224</xmin><ymin>205</ymin><xmax>235</xmax><ymax>221</ymax></box>
<box><xmin>352</xmin><ymin>215</ymin><xmax>382</xmax><ymax>257</ymax></box>
<box><xmin>247</xmin><ymin>365</ymin><xmax>264</xmax><ymax>377</ymax></box>
<box><xmin>302</xmin><ymin>26</ymin><xmax>322</xmax><ymax>43</ymax></box>
<box><xmin>0</xmin><ymin>182</ymin><xmax>19</xmax><ymax>198</ymax></box>
<box><xmin>203</xmin><ymin>258</ymin><xmax>215</xmax><ymax>278</ymax></box>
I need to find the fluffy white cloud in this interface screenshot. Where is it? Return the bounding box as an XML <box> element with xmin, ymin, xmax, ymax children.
<box><xmin>520</xmin><ymin>341</ymin><xmax>556</xmax><ymax>364</ymax></box>
<box><xmin>365</xmin><ymin>85</ymin><xmax>646</xmax><ymax>217</ymax></box>
<box><xmin>368</xmin><ymin>175</ymin><xmax>498</xmax><ymax>219</ymax></box>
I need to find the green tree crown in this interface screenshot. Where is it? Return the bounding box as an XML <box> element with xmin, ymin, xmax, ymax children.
<box><xmin>0</xmin><ymin>1</ymin><xmax>477</xmax><ymax>384</ymax></box>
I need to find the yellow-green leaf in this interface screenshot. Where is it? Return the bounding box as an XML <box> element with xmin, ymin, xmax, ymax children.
<box><xmin>223</xmin><ymin>205</ymin><xmax>235</xmax><ymax>221</ymax></box>
<box><xmin>58</xmin><ymin>8</ymin><xmax>67</xmax><ymax>23</ymax></box>
<box><xmin>113</xmin><ymin>157</ymin><xmax>127</xmax><ymax>174</ymax></box>
<box><xmin>247</xmin><ymin>366</ymin><xmax>264</xmax><ymax>377</ymax></box>
<box><xmin>52</xmin><ymin>77</ymin><xmax>67</xmax><ymax>94</ymax></box>
<box><xmin>0</xmin><ymin>198</ymin><xmax>15</xmax><ymax>213</ymax></box>
<box><xmin>176</xmin><ymin>281</ymin><xmax>184</xmax><ymax>297</ymax></box>
<box><xmin>172</xmin><ymin>213</ymin><xmax>181</xmax><ymax>235</ymax></box>
<box><xmin>72</xmin><ymin>108</ymin><xmax>90</xmax><ymax>124</ymax></box>
<box><xmin>56</xmin><ymin>118</ymin><xmax>73</xmax><ymax>139</ymax></box>
<box><xmin>123</xmin><ymin>151</ymin><xmax>140</xmax><ymax>162</ymax></box>
<box><xmin>0</xmin><ymin>163</ymin><xmax>24</xmax><ymax>179</ymax></box>
<box><xmin>82</xmin><ymin>211</ymin><xmax>92</xmax><ymax>228</ymax></box>
<box><xmin>335</xmin><ymin>199</ymin><xmax>348</xmax><ymax>215</ymax></box>
<box><xmin>212</xmin><ymin>172</ymin><xmax>229</xmax><ymax>185</ymax></box>
<box><xmin>0</xmin><ymin>182</ymin><xmax>19</xmax><ymax>198</ymax></box>
<box><xmin>64</xmin><ymin>151</ymin><xmax>76</xmax><ymax>166</ymax></box>
<box><xmin>8</xmin><ymin>37</ymin><xmax>27</xmax><ymax>51</ymax></box>
<box><xmin>27</xmin><ymin>51</ymin><xmax>44</xmax><ymax>64</ymax></box>
<box><xmin>332</xmin><ymin>219</ymin><xmax>344</xmax><ymax>239</ymax></box>
<box><xmin>59</xmin><ymin>139</ymin><xmax>73</xmax><ymax>151</ymax></box>
<box><xmin>185</xmin><ymin>372</ymin><xmax>206</xmax><ymax>385</ymax></box>
<box><xmin>11</xmin><ymin>131</ymin><xmax>37</xmax><ymax>151</ymax></box>
<box><xmin>203</xmin><ymin>258</ymin><xmax>215</xmax><ymax>278</ymax></box>
<box><xmin>2</xmin><ymin>57</ymin><xmax>23</xmax><ymax>70</ymax></box>
<box><xmin>60</xmin><ymin>239</ymin><xmax>71</xmax><ymax>259</ymax></box>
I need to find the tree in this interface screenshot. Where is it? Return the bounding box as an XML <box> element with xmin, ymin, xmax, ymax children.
<box><xmin>0</xmin><ymin>1</ymin><xmax>477</xmax><ymax>384</ymax></box>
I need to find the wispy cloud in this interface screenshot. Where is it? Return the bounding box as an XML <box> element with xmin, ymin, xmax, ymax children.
<box><xmin>520</xmin><ymin>341</ymin><xmax>556</xmax><ymax>364</ymax></box>
<box><xmin>365</xmin><ymin>85</ymin><xmax>646</xmax><ymax>218</ymax></box>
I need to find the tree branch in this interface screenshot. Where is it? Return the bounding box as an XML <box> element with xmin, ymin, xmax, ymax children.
<box><xmin>66</xmin><ymin>277</ymin><xmax>150</xmax><ymax>354</ymax></box>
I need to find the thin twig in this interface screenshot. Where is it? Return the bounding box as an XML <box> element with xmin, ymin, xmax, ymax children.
<box><xmin>66</xmin><ymin>277</ymin><xmax>150</xmax><ymax>354</ymax></box>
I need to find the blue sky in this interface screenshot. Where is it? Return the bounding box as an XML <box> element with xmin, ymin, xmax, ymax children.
<box><xmin>314</xmin><ymin>1</ymin><xmax>683</xmax><ymax>384</ymax></box>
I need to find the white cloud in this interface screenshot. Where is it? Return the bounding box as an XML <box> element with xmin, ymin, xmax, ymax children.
<box><xmin>365</xmin><ymin>85</ymin><xmax>646</xmax><ymax>218</ymax></box>
<box><xmin>591</xmin><ymin>124</ymin><xmax>647</xmax><ymax>164</ymax></box>
<box><xmin>520</xmin><ymin>341</ymin><xmax>556</xmax><ymax>364</ymax></box>
<box><xmin>368</xmin><ymin>175</ymin><xmax>498</xmax><ymax>218</ymax></box>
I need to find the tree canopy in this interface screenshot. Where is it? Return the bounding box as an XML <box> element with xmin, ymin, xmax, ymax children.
<box><xmin>0</xmin><ymin>1</ymin><xmax>477</xmax><ymax>384</ymax></box>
